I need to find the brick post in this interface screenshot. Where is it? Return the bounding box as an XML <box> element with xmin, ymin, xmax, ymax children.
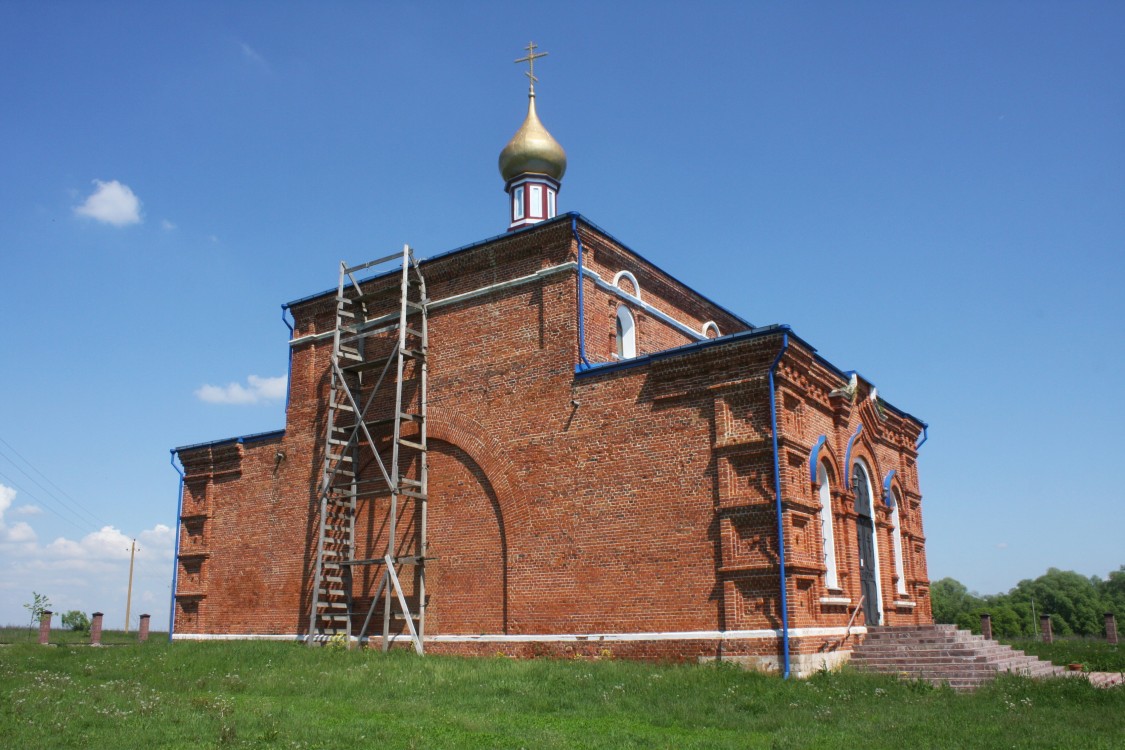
<box><xmin>90</xmin><ymin>612</ymin><xmax>104</xmax><ymax>646</ymax></box>
<box><xmin>38</xmin><ymin>611</ymin><xmax>52</xmax><ymax>645</ymax></box>
<box><xmin>138</xmin><ymin>614</ymin><xmax>151</xmax><ymax>642</ymax></box>
<box><xmin>980</xmin><ymin>613</ymin><xmax>992</xmax><ymax>641</ymax></box>
<box><xmin>1106</xmin><ymin>613</ymin><xmax>1118</xmax><ymax>646</ymax></box>
<box><xmin>1040</xmin><ymin>614</ymin><xmax>1053</xmax><ymax>644</ymax></box>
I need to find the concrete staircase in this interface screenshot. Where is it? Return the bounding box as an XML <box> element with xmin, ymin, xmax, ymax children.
<box><xmin>850</xmin><ymin>624</ymin><xmax>1065</xmax><ymax>691</ymax></box>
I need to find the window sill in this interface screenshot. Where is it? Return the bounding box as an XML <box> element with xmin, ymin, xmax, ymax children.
<box><xmin>819</xmin><ymin>596</ymin><xmax>852</xmax><ymax>606</ymax></box>
<box><xmin>893</xmin><ymin>600</ymin><xmax>917</xmax><ymax>609</ymax></box>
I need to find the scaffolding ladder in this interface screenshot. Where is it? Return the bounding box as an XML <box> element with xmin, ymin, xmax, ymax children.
<box><xmin>307</xmin><ymin>244</ymin><xmax>429</xmax><ymax>653</ymax></box>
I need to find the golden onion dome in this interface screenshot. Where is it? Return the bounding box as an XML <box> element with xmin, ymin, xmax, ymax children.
<box><xmin>498</xmin><ymin>91</ymin><xmax>567</xmax><ymax>183</ymax></box>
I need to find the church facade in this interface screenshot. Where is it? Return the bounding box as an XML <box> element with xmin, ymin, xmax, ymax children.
<box><xmin>171</xmin><ymin>57</ymin><xmax>932</xmax><ymax>676</ymax></box>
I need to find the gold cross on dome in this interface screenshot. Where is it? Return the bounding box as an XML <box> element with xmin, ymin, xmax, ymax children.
<box><xmin>515</xmin><ymin>41</ymin><xmax>548</xmax><ymax>88</ymax></box>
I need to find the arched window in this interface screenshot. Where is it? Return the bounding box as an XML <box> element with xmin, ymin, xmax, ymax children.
<box><xmin>817</xmin><ymin>462</ymin><xmax>840</xmax><ymax>590</ymax></box>
<box><xmin>889</xmin><ymin>488</ymin><xmax>907</xmax><ymax>595</ymax></box>
<box><xmin>615</xmin><ymin>306</ymin><xmax>636</xmax><ymax>359</ymax></box>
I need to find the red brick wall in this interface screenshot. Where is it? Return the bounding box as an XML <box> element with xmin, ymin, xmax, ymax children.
<box><xmin>173</xmin><ymin>217</ymin><xmax>931</xmax><ymax>650</ymax></box>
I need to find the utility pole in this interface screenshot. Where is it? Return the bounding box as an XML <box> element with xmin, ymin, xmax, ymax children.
<box><xmin>125</xmin><ymin>538</ymin><xmax>137</xmax><ymax>632</ymax></box>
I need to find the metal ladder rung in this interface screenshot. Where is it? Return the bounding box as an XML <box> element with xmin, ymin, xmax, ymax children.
<box><xmin>396</xmin><ymin>488</ymin><xmax>428</xmax><ymax>500</ymax></box>
<box><xmin>397</xmin><ymin>438</ymin><xmax>426</xmax><ymax>451</ymax></box>
<box><xmin>342</xmin><ymin>359</ymin><xmax>390</xmax><ymax>374</ymax></box>
<box><xmin>345</xmin><ymin>252</ymin><xmax>404</xmax><ymax>274</ymax></box>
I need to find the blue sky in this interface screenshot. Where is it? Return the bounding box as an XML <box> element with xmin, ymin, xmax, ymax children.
<box><xmin>1</xmin><ymin>2</ymin><xmax>1122</xmax><ymax>631</ymax></box>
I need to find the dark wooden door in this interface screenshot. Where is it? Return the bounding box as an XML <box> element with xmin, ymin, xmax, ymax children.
<box><xmin>856</xmin><ymin>516</ymin><xmax>880</xmax><ymax>625</ymax></box>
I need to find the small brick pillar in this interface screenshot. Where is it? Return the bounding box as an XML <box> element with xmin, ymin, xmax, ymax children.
<box><xmin>980</xmin><ymin>613</ymin><xmax>993</xmax><ymax>641</ymax></box>
<box><xmin>138</xmin><ymin>614</ymin><xmax>151</xmax><ymax>642</ymax></box>
<box><xmin>38</xmin><ymin>611</ymin><xmax>52</xmax><ymax>645</ymax></box>
<box><xmin>1040</xmin><ymin>614</ymin><xmax>1054</xmax><ymax>644</ymax></box>
<box><xmin>90</xmin><ymin>612</ymin><xmax>104</xmax><ymax>646</ymax></box>
<box><xmin>1106</xmin><ymin>613</ymin><xmax>1118</xmax><ymax>646</ymax></box>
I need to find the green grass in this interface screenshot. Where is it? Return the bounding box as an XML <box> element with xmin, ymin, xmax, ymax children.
<box><xmin>1004</xmin><ymin>638</ymin><xmax>1125</xmax><ymax>673</ymax></box>
<box><xmin>2</xmin><ymin>640</ymin><xmax>1122</xmax><ymax>749</ymax></box>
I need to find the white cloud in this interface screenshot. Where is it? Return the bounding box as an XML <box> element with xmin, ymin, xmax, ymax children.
<box><xmin>0</xmin><ymin>484</ymin><xmax>38</xmax><ymax>549</ymax></box>
<box><xmin>996</xmin><ymin>542</ymin><xmax>1009</xmax><ymax>550</ymax></box>
<box><xmin>0</xmin><ymin>515</ymin><xmax>176</xmax><ymax>628</ymax></box>
<box><xmin>0</xmin><ymin>484</ymin><xmax>14</xmax><ymax>517</ymax></box>
<box><xmin>12</xmin><ymin>504</ymin><xmax>42</xmax><ymax>516</ymax></box>
<box><xmin>74</xmin><ymin>179</ymin><xmax>142</xmax><ymax>226</ymax></box>
<box><xmin>161</xmin><ymin>219</ymin><xmax>176</xmax><ymax>231</ymax></box>
<box><xmin>195</xmin><ymin>374</ymin><xmax>287</xmax><ymax>405</ymax></box>
<box><xmin>207</xmin><ymin>234</ymin><xmax>220</xmax><ymax>243</ymax></box>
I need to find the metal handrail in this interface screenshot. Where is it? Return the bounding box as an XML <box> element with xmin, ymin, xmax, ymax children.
<box><xmin>845</xmin><ymin>594</ymin><xmax>866</xmax><ymax>638</ymax></box>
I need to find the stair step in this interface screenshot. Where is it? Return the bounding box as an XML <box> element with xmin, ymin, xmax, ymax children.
<box><xmin>852</xmin><ymin>625</ymin><xmax>1066</xmax><ymax>692</ymax></box>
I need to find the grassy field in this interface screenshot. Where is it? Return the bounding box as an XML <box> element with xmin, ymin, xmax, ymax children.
<box><xmin>0</xmin><ymin>625</ymin><xmax>163</xmax><ymax>646</ymax></box>
<box><xmin>1</xmin><ymin>639</ymin><xmax>1122</xmax><ymax>749</ymax></box>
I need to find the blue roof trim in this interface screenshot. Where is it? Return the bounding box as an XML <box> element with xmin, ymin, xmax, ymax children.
<box><xmin>809</xmin><ymin>435</ymin><xmax>828</xmax><ymax>483</ymax></box>
<box><xmin>574</xmin><ymin>324</ymin><xmax>791</xmax><ymax>378</ymax></box>
<box><xmin>568</xmin><ymin>214</ymin><xmax>754</xmax><ymax>329</ymax></box>
<box><xmin>882</xmin><ymin>469</ymin><xmax>897</xmax><ymax>507</ymax></box>
<box><xmin>173</xmin><ymin>429</ymin><xmax>285</xmax><ymax>454</ymax></box>
<box><xmin>843</xmin><ymin>424</ymin><xmax>864</xmax><ymax>490</ymax></box>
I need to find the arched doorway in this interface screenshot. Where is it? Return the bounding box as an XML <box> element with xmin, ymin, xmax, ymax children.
<box><xmin>852</xmin><ymin>460</ymin><xmax>882</xmax><ymax>626</ymax></box>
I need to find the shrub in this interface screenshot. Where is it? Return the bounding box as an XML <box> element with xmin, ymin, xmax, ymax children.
<box><xmin>61</xmin><ymin>610</ymin><xmax>91</xmax><ymax>633</ymax></box>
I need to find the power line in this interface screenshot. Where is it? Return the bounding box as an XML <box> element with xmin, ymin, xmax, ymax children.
<box><xmin>0</xmin><ymin>467</ymin><xmax>94</xmax><ymax>538</ymax></box>
<box><xmin>0</xmin><ymin>435</ymin><xmax>115</xmax><ymax>531</ymax></box>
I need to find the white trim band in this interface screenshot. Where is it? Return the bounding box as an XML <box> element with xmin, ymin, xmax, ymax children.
<box><xmin>288</xmin><ymin>261</ymin><xmax>707</xmax><ymax>348</ymax></box>
<box><xmin>289</xmin><ymin>261</ymin><xmax>580</xmax><ymax>347</ymax></box>
<box><xmin>173</xmin><ymin>626</ymin><xmax>866</xmax><ymax>643</ymax></box>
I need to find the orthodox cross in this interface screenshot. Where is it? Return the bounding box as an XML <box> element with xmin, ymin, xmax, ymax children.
<box><xmin>515</xmin><ymin>41</ymin><xmax>548</xmax><ymax>89</ymax></box>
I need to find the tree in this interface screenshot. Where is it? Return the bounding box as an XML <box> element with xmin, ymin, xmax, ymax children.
<box><xmin>1096</xmin><ymin>566</ymin><xmax>1125</xmax><ymax>615</ymax></box>
<box><xmin>1008</xmin><ymin>568</ymin><xmax>1107</xmax><ymax>636</ymax></box>
<box><xmin>61</xmin><ymin>610</ymin><xmax>91</xmax><ymax>633</ymax></box>
<box><xmin>930</xmin><ymin>577</ymin><xmax>982</xmax><ymax>625</ymax></box>
<box><xmin>23</xmin><ymin>591</ymin><xmax>52</xmax><ymax>630</ymax></box>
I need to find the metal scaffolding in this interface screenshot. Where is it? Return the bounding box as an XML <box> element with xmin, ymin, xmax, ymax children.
<box><xmin>307</xmin><ymin>244</ymin><xmax>429</xmax><ymax>652</ymax></box>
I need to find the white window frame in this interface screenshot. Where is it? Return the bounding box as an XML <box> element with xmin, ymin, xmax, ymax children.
<box><xmin>817</xmin><ymin>462</ymin><xmax>840</xmax><ymax>590</ymax></box>
<box><xmin>616</xmin><ymin>305</ymin><xmax>636</xmax><ymax>359</ymax></box>
<box><xmin>547</xmin><ymin>188</ymin><xmax>556</xmax><ymax>218</ymax></box>
<box><xmin>890</xmin><ymin>487</ymin><xmax>908</xmax><ymax>595</ymax></box>
<box><xmin>513</xmin><ymin>186</ymin><xmax>525</xmax><ymax>221</ymax></box>
<box><xmin>529</xmin><ymin>184</ymin><xmax>543</xmax><ymax>219</ymax></box>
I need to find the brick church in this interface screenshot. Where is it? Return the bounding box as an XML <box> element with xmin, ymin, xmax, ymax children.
<box><xmin>171</xmin><ymin>48</ymin><xmax>932</xmax><ymax>676</ymax></box>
